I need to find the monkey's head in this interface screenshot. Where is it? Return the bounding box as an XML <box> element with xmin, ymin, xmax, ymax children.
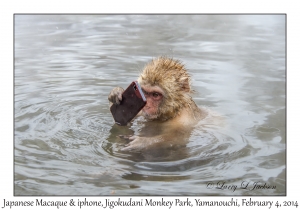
<box><xmin>138</xmin><ymin>57</ymin><xmax>194</xmax><ymax>121</ymax></box>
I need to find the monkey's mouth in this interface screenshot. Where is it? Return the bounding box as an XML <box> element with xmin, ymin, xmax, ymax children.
<box><xmin>141</xmin><ymin>109</ymin><xmax>159</xmax><ymax>120</ymax></box>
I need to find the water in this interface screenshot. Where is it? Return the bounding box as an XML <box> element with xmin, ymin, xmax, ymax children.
<box><xmin>14</xmin><ymin>15</ymin><xmax>286</xmax><ymax>195</ymax></box>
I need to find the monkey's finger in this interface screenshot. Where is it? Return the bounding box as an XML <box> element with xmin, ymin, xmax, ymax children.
<box><xmin>118</xmin><ymin>135</ymin><xmax>133</xmax><ymax>141</ymax></box>
<box><xmin>115</xmin><ymin>95</ymin><xmax>120</xmax><ymax>105</ymax></box>
<box><xmin>108</xmin><ymin>94</ymin><xmax>113</xmax><ymax>103</ymax></box>
<box><xmin>114</xmin><ymin>87</ymin><xmax>124</xmax><ymax>105</ymax></box>
<box><xmin>117</xmin><ymin>92</ymin><xmax>122</xmax><ymax>102</ymax></box>
<box><xmin>128</xmin><ymin>136</ymin><xmax>136</xmax><ymax>141</ymax></box>
<box><xmin>120</xmin><ymin>144</ymin><xmax>132</xmax><ymax>151</ymax></box>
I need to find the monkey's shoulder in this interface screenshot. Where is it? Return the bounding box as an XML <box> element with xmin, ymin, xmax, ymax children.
<box><xmin>196</xmin><ymin>107</ymin><xmax>227</xmax><ymax>128</ymax></box>
<box><xmin>166</xmin><ymin>105</ymin><xmax>204</xmax><ymax>127</ymax></box>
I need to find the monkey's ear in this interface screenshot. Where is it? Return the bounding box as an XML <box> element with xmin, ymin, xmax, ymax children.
<box><xmin>180</xmin><ymin>77</ymin><xmax>191</xmax><ymax>92</ymax></box>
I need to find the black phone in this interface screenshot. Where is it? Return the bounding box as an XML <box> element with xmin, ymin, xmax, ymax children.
<box><xmin>110</xmin><ymin>81</ymin><xmax>147</xmax><ymax>126</ymax></box>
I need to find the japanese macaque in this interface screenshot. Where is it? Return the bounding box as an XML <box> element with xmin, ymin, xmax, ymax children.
<box><xmin>108</xmin><ymin>57</ymin><xmax>207</xmax><ymax>152</ymax></box>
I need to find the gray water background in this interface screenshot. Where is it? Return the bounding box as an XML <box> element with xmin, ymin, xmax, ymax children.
<box><xmin>14</xmin><ymin>15</ymin><xmax>286</xmax><ymax>195</ymax></box>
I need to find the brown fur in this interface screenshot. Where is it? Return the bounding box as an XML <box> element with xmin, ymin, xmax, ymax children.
<box><xmin>138</xmin><ymin>57</ymin><xmax>195</xmax><ymax>121</ymax></box>
<box><xmin>108</xmin><ymin>56</ymin><xmax>207</xmax><ymax>153</ymax></box>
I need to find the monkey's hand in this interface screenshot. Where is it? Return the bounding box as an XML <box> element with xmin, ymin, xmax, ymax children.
<box><xmin>120</xmin><ymin>135</ymin><xmax>162</xmax><ymax>152</ymax></box>
<box><xmin>108</xmin><ymin>87</ymin><xmax>124</xmax><ymax>105</ymax></box>
<box><xmin>118</xmin><ymin>135</ymin><xmax>134</xmax><ymax>143</ymax></box>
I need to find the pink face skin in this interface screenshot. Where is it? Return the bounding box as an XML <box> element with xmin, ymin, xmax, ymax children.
<box><xmin>141</xmin><ymin>85</ymin><xmax>164</xmax><ymax>119</ymax></box>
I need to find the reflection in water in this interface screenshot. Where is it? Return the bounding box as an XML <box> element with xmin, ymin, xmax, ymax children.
<box><xmin>15</xmin><ymin>15</ymin><xmax>285</xmax><ymax>195</ymax></box>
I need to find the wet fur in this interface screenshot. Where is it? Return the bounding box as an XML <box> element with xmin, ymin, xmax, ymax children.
<box><xmin>109</xmin><ymin>56</ymin><xmax>207</xmax><ymax>152</ymax></box>
<box><xmin>138</xmin><ymin>57</ymin><xmax>198</xmax><ymax>121</ymax></box>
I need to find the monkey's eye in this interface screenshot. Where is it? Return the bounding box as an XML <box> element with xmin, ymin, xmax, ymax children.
<box><xmin>151</xmin><ymin>92</ymin><xmax>163</xmax><ymax>100</ymax></box>
<box><xmin>152</xmin><ymin>92</ymin><xmax>160</xmax><ymax>98</ymax></box>
<box><xmin>142</xmin><ymin>88</ymin><xmax>162</xmax><ymax>100</ymax></box>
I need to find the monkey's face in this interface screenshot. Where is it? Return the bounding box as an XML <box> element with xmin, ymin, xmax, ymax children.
<box><xmin>137</xmin><ymin>56</ymin><xmax>193</xmax><ymax>121</ymax></box>
<box><xmin>141</xmin><ymin>85</ymin><xmax>164</xmax><ymax>120</ymax></box>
